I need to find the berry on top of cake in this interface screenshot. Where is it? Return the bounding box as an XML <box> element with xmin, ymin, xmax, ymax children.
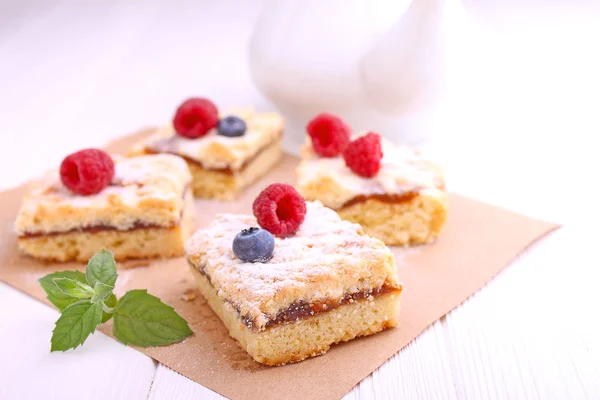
<box><xmin>296</xmin><ymin>113</ymin><xmax>447</xmax><ymax>246</ymax></box>
<box><xmin>15</xmin><ymin>150</ymin><xmax>194</xmax><ymax>262</ymax></box>
<box><xmin>172</xmin><ymin>98</ymin><xmax>219</xmax><ymax>139</ymax></box>
<box><xmin>342</xmin><ymin>132</ymin><xmax>384</xmax><ymax>178</ymax></box>
<box><xmin>129</xmin><ymin>98</ymin><xmax>284</xmax><ymax>201</ymax></box>
<box><xmin>306</xmin><ymin>113</ymin><xmax>351</xmax><ymax>157</ymax></box>
<box><xmin>185</xmin><ymin>183</ymin><xmax>402</xmax><ymax>365</ymax></box>
<box><xmin>60</xmin><ymin>149</ymin><xmax>115</xmax><ymax>195</ymax></box>
<box><xmin>252</xmin><ymin>183</ymin><xmax>307</xmax><ymax>237</ymax></box>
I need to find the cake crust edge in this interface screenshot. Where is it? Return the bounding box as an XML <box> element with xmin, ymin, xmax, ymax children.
<box><xmin>190</xmin><ymin>266</ymin><xmax>401</xmax><ymax>366</ymax></box>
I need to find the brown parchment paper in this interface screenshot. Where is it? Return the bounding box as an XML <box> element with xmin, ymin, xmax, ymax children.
<box><xmin>0</xmin><ymin>130</ymin><xmax>559</xmax><ymax>400</ymax></box>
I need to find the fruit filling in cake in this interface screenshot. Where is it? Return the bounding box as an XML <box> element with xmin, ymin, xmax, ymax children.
<box><xmin>296</xmin><ymin>113</ymin><xmax>448</xmax><ymax>246</ymax></box>
<box><xmin>185</xmin><ymin>183</ymin><xmax>402</xmax><ymax>366</ymax></box>
<box><xmin>129</xmin><ymin>98</ymin><xmax>284</xmax><ymax>200</ymax></box>
<box><xmin>15</xmin><ymin>150</ymin><xmax>194</xmax><ymax>262</ymax></box>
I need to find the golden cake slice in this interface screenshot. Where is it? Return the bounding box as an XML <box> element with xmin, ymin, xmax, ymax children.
<box><xmin>129</xmin><ymin>108</ymin><xmax>284</xmax><ymax>200</ymax></box>
<box><xmin>296</xmin><ymin>134</ymin><xmax>447</xmax><ymax>246</ymax></box>
<box><xmin>15</xmin><ymin>154</ymin><xmax>194</xmax><ymax>262</ymax></box>
<box><xmin>185</xmin><ymin>201</ymin><xmax>402</xmax><ymax>366</ymax></box>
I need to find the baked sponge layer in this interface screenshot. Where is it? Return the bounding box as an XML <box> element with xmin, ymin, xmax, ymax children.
<box><xmin>19</xmin><ymin>226</ymin><xmax>187</xmax><ymax>263</ymax></box>
<box><xmin>191</xmin><ymin>267</ymin><xmax>402</xmax><ymax>366</ymax></box>
<box><xmin>186</xmin><ymin>138</ymin><xmax>282</xmax><ymax>200</ymax></box>
<box><xmin>18</xmin><ymin>192</ymin><xmax>195</xmax><ymax>262</ymax></box>
<box><xmin>337</xmin><ymin>193</ymin><xmax>447</xmax><ymax>246</ymax></box>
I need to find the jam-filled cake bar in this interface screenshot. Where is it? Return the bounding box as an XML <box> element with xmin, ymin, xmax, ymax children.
<box><xmin>129</xmin><ymin>98</ymin><xmax>283</xmax><ymax>200</ymax></box>
<box><xmin>15</xmin><ymin>151</ymin><xmax>194</xmax><ymax>262</ymax></box>
<box><xmin>296</xmin><ymin>113</ymin><xmax>447</xmax><ymax>246</ymax></box>
<box><xmin>185</xmin><ymin>184</ymin><xmax>402</xmax><ymax>366</ymax></box>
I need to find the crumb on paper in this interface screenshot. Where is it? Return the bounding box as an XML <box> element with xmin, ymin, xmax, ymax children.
<box><xmin>181</xmin><ymin>289</ymin><xmax>197</xmax><ymax>302</ymax></box>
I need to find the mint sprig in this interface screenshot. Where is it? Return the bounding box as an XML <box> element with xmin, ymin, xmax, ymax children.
<box><xmin>85</xmin><ymin>250</ymin><xmax>118</xmax><ymax>288</ymax></box>
<box><xmin>39</xmin><ymin>249</ymin><xmax>193</xmax><ymax>352</ymax></box>
<box><xmin>113</xmin><ymin>290</ymin><xmax>194</xmax><ymax>346</ymax></box>
<box><xmin>91</xmin><ymin>282</ymin><xmax>113</xmax><ymax>303</ymax></box>
<box><xmin>51</xmin><ymin>300</ymin><xmax>103</xmax><ymax>351</ymax></box>
<box><xmin>39</xmin><ymin>270</ymin><xmax>88</xmax><ymax>311</ymax></box>
<box><xmin>52</xmin><ymin>277</ymin><xmax>95</xmax><ymax>299</ymax></box>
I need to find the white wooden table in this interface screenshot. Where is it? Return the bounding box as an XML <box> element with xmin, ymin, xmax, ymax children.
<box><xmin>1</xmin><ymin>1</ymin><xmax>599</xmax><ymax>399</ymax></box>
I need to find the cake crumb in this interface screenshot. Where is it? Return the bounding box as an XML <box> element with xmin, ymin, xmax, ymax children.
<box><xmin>181</xmin><ymin>289</ymin><xmax>197</xmax><ymax>302</ymax></box>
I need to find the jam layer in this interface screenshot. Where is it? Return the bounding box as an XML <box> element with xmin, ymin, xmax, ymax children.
<box><xmin>19</xmin><ymin>221</ymin><xmax>178</xmax><ymax>238</ymax></box>
<box><xmin>257</xmin><ymin>285</ymin><xmax>398</xmax><ymax>329</ymax></box>
<box><xmin>339</xmin><ymin>192</ymin><xmax>420</xmax><ymax>209</ymax></box>
<box><xmin>195</xmin><ymin>262</ymin><xmax>398</xmax><ymax>331</ymax></box>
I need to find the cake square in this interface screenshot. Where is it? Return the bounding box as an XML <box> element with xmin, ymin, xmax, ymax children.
<box><xmin>295</xmin><ymin>135</ymin><xmax>448</xmax><ymax>246</ymax></box>
<box><xmin>15</xmin><ymin>154</ymin><xmax>194</xmax><ymax>262</ymax></box>
<box><xmin>129</xmin><ymin>108</ymin><xmax>284</xmax><ymax>200</ymax></box>
<box><xmin>185</xmin><ymin>201</ymin><xmax>402</xmax><ymax>366</ymax></box>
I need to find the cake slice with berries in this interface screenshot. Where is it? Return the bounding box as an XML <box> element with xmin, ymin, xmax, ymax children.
<box><xmin>15</xmin><ymin>149</ymin><xmax>195</xmax><ymax>262</ymax></box>
<box><xmin>295</xmin><ymin>114</ymin><xmax>447</xmax><ymax>246</ymax></box>
<box><xmin>185</xmin><ymin>184</ymin><xmax>402</xmax><ymax>366</ymax></box>
<box><xmin>129</xmin><ymin>98</ymin><xmax>284</xmax><ymax>200</ymax></box>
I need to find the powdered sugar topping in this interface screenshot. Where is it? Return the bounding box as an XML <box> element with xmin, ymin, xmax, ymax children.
<box><xmin>185</xmin><ymin>201</ymin><xmax>398</xmax><ymax>330</ymax></box>
<box><xmin>296</xmin><ymin>134</ymin><xmax>445</xmax><ymax>209</ymax></box>
<box><xmin>15</xmin><ymin>154</ymin><xmax>192</xmax><ymax>234</ymax></box>
<box><xmin>132</xmin><ymin>110</ymin><xmax>283</xmax><ymax>170</ymax></box>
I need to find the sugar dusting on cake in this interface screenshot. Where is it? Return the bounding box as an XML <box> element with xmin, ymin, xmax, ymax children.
<box><xmin>15</xmin><ymin>154</ymin><xmax>192</xmax><ymax>234</ymax></box>
<box><xmin>296</xmin><ymin>134</ymin><xmax>445</xmax><ymax>209</ymax></box>
<box><xmin>139</xmin><ymin>111</ymin><xmax>283</xmax><ymax>170</ymax></box>
<box><xmin>185</xmin><ymin>201</ymin><xmax>399</xmax><ymax>330</ymax></box>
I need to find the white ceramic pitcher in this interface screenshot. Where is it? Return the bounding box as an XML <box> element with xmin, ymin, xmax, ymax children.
<box><xmin>249</xmin><ymin>0</ymin><xmax>465</xmax><ymax>152</ymax></box>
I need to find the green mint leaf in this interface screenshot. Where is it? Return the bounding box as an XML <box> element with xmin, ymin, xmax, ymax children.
<box><xmin>39</xmin><ymin>271</ymin><xmax>87</xmax><ymax>310</ymax></box>
<box><xmin>52</xmin><ymin>278</ymin><xmax>94</xmax><ymax>299</ymax></box>
<box><xmin>50</xmin><ymin>300</ymin><xmax>103</xmax><ymax>352</ymax></box>
<box><xmin>91</xmin><ymin>282</ymin><xmax>113</xmax><ymax>304</ymax></box>
<box><xmin>113</xmin><ymin>290</ymin><xmax>193</xmax><ymax>347</ymax></box>
<box><xmin>101</xmin><ymin>293</ymin><xmax>117</xmax><ymax>323</ymax></box>
<box><xmin>85</xmin><ymin>249</ymin><xmax>117</xmax><ymax>288</ymax></box>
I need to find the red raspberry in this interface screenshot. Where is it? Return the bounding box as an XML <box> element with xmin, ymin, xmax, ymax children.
<box><xmin>306</xmin><ymin>113</ymin><xmax>351</xmax><ymax>157</ymax></box>
<box><xmin>173</xmin><ymin>98</ymin><xmax>219</xmax><ymax>139</ymax></box>
<box><xmin>252</xmin><ymin>183</ymin><xmax>307</xmax><ymax>237</ymax></box>
<box><xmin>60</xmin><ymin>149</ymin><xmax>115</xmax><ymax>195</ymax></box>
<box><xmin>343</xmin><ymin>132</ymin><xmax>383</xmax><ymax>178</ymax></box>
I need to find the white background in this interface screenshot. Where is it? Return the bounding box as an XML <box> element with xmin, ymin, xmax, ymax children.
<box><xmin>1</xmin><ymin>1</ymin><xmax>600</xmax><ymax>399</ymax></box>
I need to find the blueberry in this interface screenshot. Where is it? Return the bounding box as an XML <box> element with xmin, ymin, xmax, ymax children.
<box><xmin>217</xmin><ymin>115</ymin><xmax>246</xmax><ymax>137</ymax></box>
<box><xmin>232</xmin><ymin>227</ymin><xmax>275</xmax><ymax>263</ymax></box>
